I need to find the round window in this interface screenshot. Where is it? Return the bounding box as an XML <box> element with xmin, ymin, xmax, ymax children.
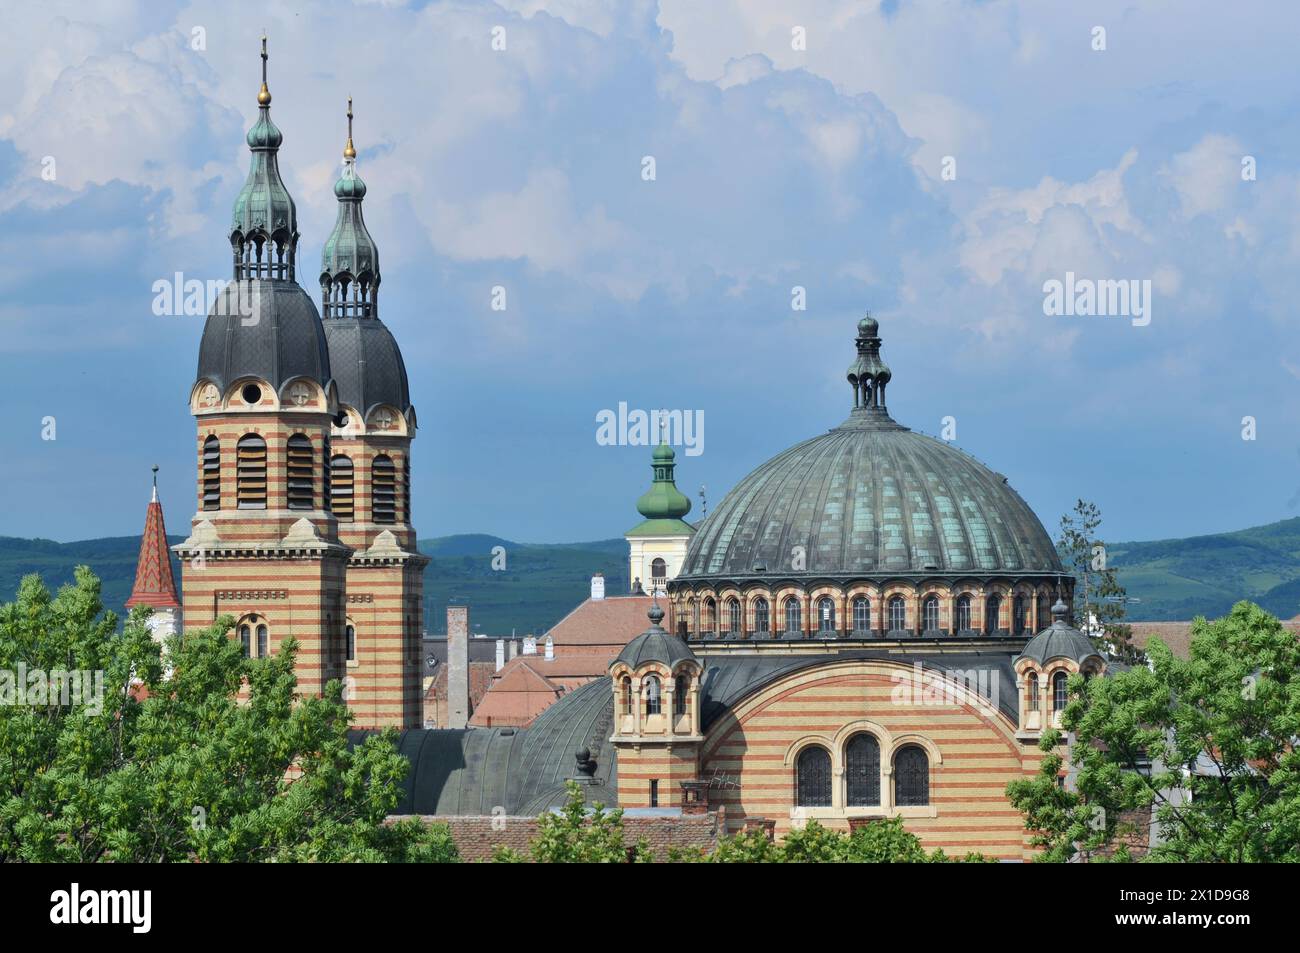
<box><xmin>241</xmin><ymin>383</ymin><xmax>262</xmax><ymax>405</ymax></box>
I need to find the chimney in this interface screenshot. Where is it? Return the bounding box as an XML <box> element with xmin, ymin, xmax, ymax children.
<box><xmin>544</xmin><ymin>635</ymin><xmax>554</xmax><ymax>661</ymax></box>
<box><xmin>446</xmin><ymin>602</ymin><xmax>469</xmax><ymax>729</ymax></box>
<box><xmin>495</xmin><ymin>639</ymin><xmax>505</xmax><ymax>672</ymax></box>
<box><xmin>523</xmin><ymin>636</ymin><xmax>537</xmax><ymax>656</ymax></box>
<box><xmin>508</xmin><ymin>639</ymin><xmax>519</xmax><ymax>660</ymax></box>
<box><xmin>591</xmin><ymin>573</ymin><xmax>605</xmax><ymax>601</ymax></box>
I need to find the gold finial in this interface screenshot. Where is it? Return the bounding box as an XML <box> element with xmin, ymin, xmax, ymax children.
<box><xmin>257</xmin><ymin>36</ymin><xmax>272</xmax><ymax>106</ymax></box>
<box><xmin>343</xmin><ymin>96</ymin><xmax>356</xmax><ymax>159</ymax></box>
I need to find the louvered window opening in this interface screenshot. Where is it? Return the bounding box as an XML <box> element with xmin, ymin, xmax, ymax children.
<box><xmin>330</xmin><ymin>456</ymin><xmax>355</xmax><ymax>521</ymax></box>
<box><xmin>373</xmin><ymin>456</ymin><xmax>397</xmax><ymax>524</ymax></box>
<box><xmin>202</xmin><ymin>436</ymin><xmax>220</xmax><ymax>511</ymax></box>
<box><xmin>236</xmin><ymin>435</ymin><xmax>267</xmax><ymax>509</ymax></box>
<box><xmin>286</xmin><ymin>435</ymin><xmax>314</xmax><ymax>510</ymax></box>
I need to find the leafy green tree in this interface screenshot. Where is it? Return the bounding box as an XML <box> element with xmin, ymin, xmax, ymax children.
<box><xmin>1008</xmin><ymin>601</ymin><xmax>1300</xmax><ymax>862</ymax></box>
<box><xmin>1057</xmin><ymin>499</ymin><xmax>1139</xmax><ymax>663</ymax></box>
<box><xmin>526</xmin><ymin>780</ymin><xmax>646</xmax><ymax>863</ymax></box>
<box><xmin>0</xmin><ymin>568</ymin><xmax>457</xmax><ymax>862</ymax></box>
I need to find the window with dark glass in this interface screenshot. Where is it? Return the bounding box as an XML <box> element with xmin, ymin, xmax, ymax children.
<box><xmin>645</xmin><ymin>675</ymin><xmax>662</xmax><ymax>715</ymax></box>
<box><xmin>955</xmin><ymin>594</ymin><xmax>972</xmax><ymax>631</ymax></box>
<box><xmin>784</xmin><ymin>598</ymin><xmax>802</xmax><ymax>636</ymax></box>
<box><xmin>986</xmin><ymin>594</ymin><xmax>1001</xmax><ymax>633</ymax></box>
<box><xmin>754</xmin><ymin>598</ymin><xmax>769</xmax><ymax>633</ymax></box>
<box><xmin>256</xmin><ymin>623</ymin><xmax>268</xmax><ymax>658</ymax></box>
<box><xmin>818</xmin><ymin>597</ymin><xmax>835</xmax><ymax>633</ymax></box>
<box><xmin>923</xmin><ymin>595</ymin><xmax>940</xmax><ymax>632</ymax></box>
<box><xmin>894</xmin><ymin>746</ymin><xmax>930</xmax><ymax>806</ymax></box>
<box><xmin>703</xmin><ymin>599</ymin><xmax>716</xmax><ymax>632</ymax></box>
<box><xmin>853</xmin><ymin>596</ymin><xmax>870</xmax><ymax>633</ymax></box>
<box><xmin>1027</xmin><ymin>672</ymin><xmax>1040</xmax><ymax>711</ymax></box>
<box><xmin>202</xmin><ymin>435</ymin><xmax>220</xmax><ymax>511</ymax></box>
<box><xmin>1037</xmin><ymin>594</ymin><xmax>1050</xmax><ymax>632</ymax></box>
<box><xmin>674</xmin><ymin>674</ymin><xmax>687</xmax><ymax>716</ymax></box>
<box><xmin>1013</xmin><ymin>595</ymin><xmax>1026</xmax><ymax>634</ymax></box>
<box><xmin>1052</xmin><ymin>671</ymin><xmax>1069</xmax><ymax>711</ymax></box>
<box><xmin>649</xmin><ymin>779</ymin><xmax>659</xmax><ymax>808</ymax></box>
<box><xmin>345</xmin><ymin>624</ymin><xmax>356</xmax><ymax>662</ymax></box>
<box><xmin>727</xmin><ymin>599</ymin><xmax>741</xmax><ymax>635</ymax></box>
<box><xmin>286</xmin><ymin>434</ymin><xmax>314</xmax><ymax>510</ymax></box>
<box><xmin>239</xmin><ymin>624</ymin><xmax>251</xmax><ymax>658</ymax></box>
<box><xmin>845</xmin><ymin>734</ymin><xmax>881</xmax><ymax>806</ymax></box>
<box><xmin>796</xmin><ymin>746</ymin><xmax>832</xmax><ymax>807</ymax></box>
<box><xmin>622</xmin><ymin>676</ymin><xmax>633</xmax><ymax>715</ymax></box>
<box><xmin>888</xmin><ymin>596</ymin><xmax>906</xmax><ymax>631</ymax></box>
<box><xmin>372</xmin><ymin>455</ymin><xmax>396</xmax><ymax>523</ymax></box>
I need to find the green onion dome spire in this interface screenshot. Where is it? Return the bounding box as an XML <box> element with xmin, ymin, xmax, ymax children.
<box><xmin>636</xmin><ymin>430</ymin><xmax>692</xmax><ymax>521</ymax></box>
<box><xmin>230</xmin><ymin>37</ymin><xmax>298</xmax><ymax>281</ymax></box>
<box><xmin>320</xmin><ymin>96</ymin><xmax>380</xmax><ymax>319</ymax></box>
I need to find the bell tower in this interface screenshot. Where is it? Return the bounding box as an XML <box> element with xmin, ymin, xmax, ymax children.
<box><xmin>175</xmin><ymin>38</ymin><xmax>350</xmax><ymax>701</ymax></box>
<box><xmin>320</xmin><ymin>98</ymin><xmax>426</xmax><ymax>728</ymax></box>
<box><xmin>625</xmin><ymin>423</ymin><xmax>694</xmax><ymax>596</ymax></box>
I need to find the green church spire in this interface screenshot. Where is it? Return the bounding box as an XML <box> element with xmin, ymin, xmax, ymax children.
<box><xmin>628</xmin><ymin>424</ymin><xmax>693</xmax><ymax>537</ymax></box>
<box><xmin>230</xmin><ymin>36</ymin><xmax>298</xmax><ymax>281</ymax></box>
<box><xmin>320</xmin><ymin>96</ymin><xmax>380</xmax><ymax>319</ymax></box>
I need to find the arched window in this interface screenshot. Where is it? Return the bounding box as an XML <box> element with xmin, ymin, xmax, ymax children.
<box><xmin>923</xmin><ymin>595</ymin><xmax>940</xmax><ymax>633</ymax></box>
<box><xmin>345</xmin><ymin>623</ymin><xmax>356</xmax><ymax>662</ymax></box>
<box><xmin>845</xmin><ymin>733</ymin><xmax>881</xmax><ymax>806</ymax></box>
<box><xmin>894</xmin><ymin>745</ymin><xmax>930</xmax><ymax>806</ymax></box>
<box><xmin>724</xmin><ymin>599</ymin><xmax>741</xmax><ymax>635</ymax></box>
<box><xmin>1037</xmin><ymin>593</ymin><xmax>1051</xmax><ymax>632</ymax></box>
<box><xmin>645</xmin><ymin>675</ymin><xmax>662</xmax><ymax>715</ymax></box>
<box><xmin>888</xmin><ymin>595</ymin><xmax>906</xmax><ymax>632</ymax></box>
<box><xmin>784</xmin><ymin>597</ymin><xmax>802</xmax><ymax>636</ymax></box>
<box><xmin>1013</xmin><ymin>595</ymin><xmax>1026</xmax><ymax>635</ymax></box>
<box><xmin>1027</xmin><ymin>672</ymin><xmax>1040</xmax><ymax>711</ymax></box>
<box><xmin>753</xmin><ymin>597</ymin><xmax>770</xmax><ymax>634</ymax></box>
<box><xmin>955</xmin><ymin>594</ymin><xmax>971</xmax><ymax>632</ymax></box>
<box><xmin>372</xmin><ymin>455</ymin><xmax>396</xmax><ymax>523</ymax></box>
<box><xmin>286</xmin><ymin>434</ymin><xmax>314</xmax><ymax>510</ymax></box>
<box><xmin>239</xmin><ymin>624</ymin><xmax>251</xmax><ymax>658</ymax></box>
<box><xmin>650</xmin><ymin>557</ymin><xmax>667</xmax><ymax>591</ymax></box>
<box><xmin>852</xmin><ymin>596</ymin><xmax>870</xmax><ymax>633</ymax></box>
<box><xmin>985</xmin><ymin>594</ymin><xmax>1001</xmax><ymax>634</ymax></box>
<box><xmin>621</xmin><ymin>676</ymin><xmax>633</xmax><ymax>715</ymax></box>
<box><xmin>330</xmin><ymin>455</ymin><xmax>354</xmax><ymax>521</ymax></box>
<box><xmin>256</xmin><ymin>623</ymin><xmax>268</xmax><ymax>658</ymax></box>
<box><xmin>795</xmin><ymin>746</ymin><xmax>832</xmax><ymax>807</ymax></box>
<box><xmin>1052</xmin><ymin>671</ymin><xmax>1069</xmax><ymax>711</ymax></box>
<box><xmin>202</xmin><ymin>435</ymin><xmax>221</xmax><ymax>511</ymax></box>
<box><xmin>674</xmin><ymin>674</ymin><xmax>687</xmax><ymax>715</ymax></box>
<box><xmin>691</xmin><ymin>600</ymin><xmax>699</xmax><ymax>635</ymax></box>
<box><xmin>236</xmin><ymin>434</ymin><xmax>267</xmax><ymax>509</ymax></box>
<box><xmin>817</xmin><ymin>597</ymin><xmax>836</xmax><ymax>633</ymax></box>
<box><xmin>702</xmin><ymin>598</ymin><xmax>716</xmax><ymax>634</ymax></box>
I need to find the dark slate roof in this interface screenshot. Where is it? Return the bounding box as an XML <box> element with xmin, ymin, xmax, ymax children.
<box><xmin>195</xmin><ymin>280</ymin><xmax>330</xmax><ymax>392</ymax></box>
<box><xmin>380</xmin><ymin>676</ymin><xmax>616</xmax><ymax>815</ymax></box>
<box><xmin>614</xmin><ymin>625</ymin><xmax>696</xmax><ymax>670</ymax></box>
<box><xmin>1016</xmin><ymin>621</ymin><xmax>1102</xmax><ymax>666</ymax></box>
<box><xmin>680</xmin><ymin>411</ymin><xmax>1062</xmax><ymax>579</ymax></box>
<box><xmin>379</xmin><ymin>649</ymin><xmax>1022</xmax><ymax>816</ymax></box>
<box><xmin>421</xmin><ymin>636</ymin><xmax>509</xmax><ymax>677</ymax></box>
<box><xmin>322</xmin><ymin>316</ymin><xmax>411</xmax><ymax>415</ymax></box>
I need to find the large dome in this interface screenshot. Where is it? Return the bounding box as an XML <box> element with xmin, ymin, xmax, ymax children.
<box><xmin>195</xmin><ymin>280</ymin><xmax>331</xmax><ymax>392</ymax></box>
<box><xmin>680</xmin><ymin>317</ymin><xmax>1061</xmax><ymax>581</ymax></box>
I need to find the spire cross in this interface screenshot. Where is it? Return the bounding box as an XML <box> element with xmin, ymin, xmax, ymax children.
<box><xmin>257</xmin><ymin>35</ymin><xmax>272</xmax><ymax>106</ymax></box>
<box><xmin>151</xmin><ymin>464</ymin><xmax>159</xmax><ymax>503</ymax></box>
<box><xmin>261</xmin><ymin>36</ymin><xmax>268</xmax><ymax>81</ymax></box>
<box><xmin>658</xmin><ymin>413</ymin><xmax>668</xmax><ymax>445</ymax></box>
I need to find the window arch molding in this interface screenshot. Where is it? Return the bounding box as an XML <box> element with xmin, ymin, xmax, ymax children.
<box><xmin>832</xmin><ymin>718</ymin><xmax>896</xmax><ymax>754</ymax></box>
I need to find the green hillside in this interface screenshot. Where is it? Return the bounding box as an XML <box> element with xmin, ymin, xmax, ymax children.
<box><xmin>8</xmin><ymin>516</ymin><xmax>1300</xmax><ymax>631</ymax></box>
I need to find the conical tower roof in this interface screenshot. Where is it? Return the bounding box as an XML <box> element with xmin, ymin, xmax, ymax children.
<box><xmin>125</xmin><ymin>467</ymin><xmax>179</xmax><ymax>610</ymax></box>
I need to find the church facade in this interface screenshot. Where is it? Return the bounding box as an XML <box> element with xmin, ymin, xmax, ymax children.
<box><xmin>171</xmin><ymin>42</ymin><xmax>424</xmax><ymax>729</ymax></box>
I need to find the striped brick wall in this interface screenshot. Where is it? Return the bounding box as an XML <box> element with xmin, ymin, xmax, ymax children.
<box><xmin>695</xmin><ymin>658</ymin><xmax>1039</xmax><ymax>861</ymax></box>
<box><xmin>616</xmin><ymin>745</ymin><xmax>700</xmax><ymax>809</ymax></box>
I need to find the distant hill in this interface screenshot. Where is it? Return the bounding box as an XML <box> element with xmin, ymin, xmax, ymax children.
<box><xmin>8</xmin><ymin>517</ymin><xmax>1300</xmax><ymax>631</ymax></box>
<box><xmin>0</xmin><ymin>533</ymin><xmax>627</xmax><ymax>636</ymax></box>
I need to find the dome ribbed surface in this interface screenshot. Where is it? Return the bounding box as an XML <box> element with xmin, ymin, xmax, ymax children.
<box><xmin>195</xmin><ymin>280</ymin><xmax>330</xmax><ymax>392</ymax></box>
<box><xmin>681</xmin><ymin>410</ymin><xmax>1061</xmax><ymax>579</ymax></box>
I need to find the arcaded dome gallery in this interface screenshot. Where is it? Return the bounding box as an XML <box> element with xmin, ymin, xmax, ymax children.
<box><xmin>394</xmin><ymin>319</ymin><xmax>1106</xmax><ymax>861</ymax></box>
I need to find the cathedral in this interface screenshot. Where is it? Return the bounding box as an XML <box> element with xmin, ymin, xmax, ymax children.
<box><xmin>136</xmin><ymin>41</ymin><xmax>1109</xmax><ymax>859</ymax></box>
<box><xmin>170</xmin><ymin>41</ymin><xmax>424</xmax><ymax>729</ymax></box>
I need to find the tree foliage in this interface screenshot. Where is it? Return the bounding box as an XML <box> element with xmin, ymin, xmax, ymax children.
<box><xmin>1008</xmin><ymin>601</ymin><xmax>1300</xmax><ymax>862</ymax></box>
<box><xmin>0</xmin><ymin>568</ymin><xmax>457</xmax><ymax>862</ymax></box>
<box><xmin>1057</xmin><ymin>498</ymin><xmax>1140</xmax><ymax>663</ymax></box>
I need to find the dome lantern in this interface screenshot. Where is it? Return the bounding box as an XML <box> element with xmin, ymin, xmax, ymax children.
<box><xmin>846</xmin><ymin>312</ymin><xmax>892</xmax><ymax>413</ymax></box>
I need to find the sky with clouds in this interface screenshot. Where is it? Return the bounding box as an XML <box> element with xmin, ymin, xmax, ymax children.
<box><xmin>1</xmin><ymin>0</ymin><xmax>1299</xmax><ymax>548</ymax></box>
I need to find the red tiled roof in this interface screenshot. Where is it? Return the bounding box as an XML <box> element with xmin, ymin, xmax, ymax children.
<box><xmin>545</xmin><ymin>595</ymin><xmax>653</xmax><ymax>648</ymax></box>
<box><xmin>125</xmin><ymin>498</ymin><xmax>179</xmax><ymax>609</ymax></box>
<box><xmin>1129</xmin><ymin>615</ymin><xmax>1300</xmax><ymax>659</ymax></box>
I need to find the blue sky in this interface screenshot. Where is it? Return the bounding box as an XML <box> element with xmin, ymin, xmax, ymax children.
<box><xmin>2</xmin><ymin>0</ymin><xmax>1299</xmax><ymax>546</ymax></box>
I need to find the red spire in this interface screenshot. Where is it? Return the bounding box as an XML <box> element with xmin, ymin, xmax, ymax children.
<box><xmin>126</xmin><ymin>466</ymin><xmax>179</xmax><ymax>610</ymax></box>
